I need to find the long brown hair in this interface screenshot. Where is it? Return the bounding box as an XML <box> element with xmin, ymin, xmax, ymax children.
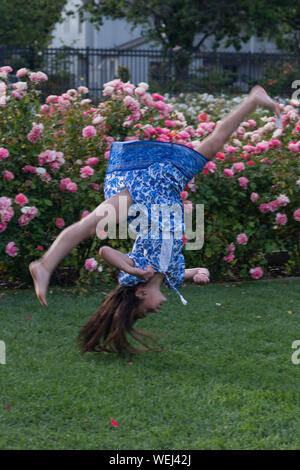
<box><xmin>77</xmin><ymin>284</ymin><xmax>163</xmax><ymax>354</ymax></box>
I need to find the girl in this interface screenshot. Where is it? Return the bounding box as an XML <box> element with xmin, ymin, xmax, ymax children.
<box><xmin>29</xmin><ymin>85</ymin><xmax>280</xmax><ymax>353</ymax></box>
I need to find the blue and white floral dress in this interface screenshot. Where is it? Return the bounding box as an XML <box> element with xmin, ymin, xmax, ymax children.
<box><xmin>103</xmin><ymin>140</ymin><xmax>209</xmax><ymax>305</ymax></box>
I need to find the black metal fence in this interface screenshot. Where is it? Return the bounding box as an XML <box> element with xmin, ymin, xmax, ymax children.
<box><xmin>1</xmin><ymin>46</ymin><xmax>299</xmax><ymax>100</ymax></box>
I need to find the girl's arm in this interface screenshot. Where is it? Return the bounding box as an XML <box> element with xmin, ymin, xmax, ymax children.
<box><xmin>184</xmin><ymin>267</ymin><xmax>210</xmax><ymax>284</ymax></box>
<box><xmin>99</xmin><ymin>246</ymin><xmax>155</xmax><ymax>280</ymax></box>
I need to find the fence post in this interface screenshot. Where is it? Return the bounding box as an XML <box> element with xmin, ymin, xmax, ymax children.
<box><xmin>86</xmin><ymin>46</ymin><xmax>90</xmax><ymax>93</ymax></box>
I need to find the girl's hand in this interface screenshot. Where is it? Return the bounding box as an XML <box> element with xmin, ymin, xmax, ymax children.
<box><xmin>193</xmin><ymin>268</ymin><xmax>210</xmax><ymax>284</ymax></box>
<box><xmin>130</xmin><ymin>265</ymin><xmax>155</xmax><ymax>280</ymax></box>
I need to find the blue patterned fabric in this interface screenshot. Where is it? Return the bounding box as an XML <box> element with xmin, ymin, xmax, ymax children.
<box><xmin>103</xmin><ymin>140</ymin><xmax>209</xmax><ymax>305</ymax></box>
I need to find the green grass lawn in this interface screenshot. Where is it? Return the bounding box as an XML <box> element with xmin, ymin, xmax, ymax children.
<box><xmin>1</xmin><ymin>278</ymin><xmax>300</xmax><ymax>450</ymax></box>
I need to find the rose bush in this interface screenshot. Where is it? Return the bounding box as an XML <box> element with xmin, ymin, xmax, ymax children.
<box><xmin>0</xmin><ymin>65</ymin><xmax>299</xmax><ymax>292</ymax></box>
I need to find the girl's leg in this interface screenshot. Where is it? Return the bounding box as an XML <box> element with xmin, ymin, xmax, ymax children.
<box><xmin>196</xmin><ymin>85</ymin><xmax>281</xmax><ymax>160</ymax></box>
<box><xmin>29</xmin><ymin>187</ymin><xmax>133</xmax><ymax>306</ymax></box>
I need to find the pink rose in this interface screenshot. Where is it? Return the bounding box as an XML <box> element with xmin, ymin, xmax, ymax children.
<box><xmin>81</xmin><ymin>210</ymin><xmax>90</xmax><ymax>219</ymax></box>
<box><xmin>293</xmin><ymin>209</ymin><xmax>300</xmax><ymax>222</ymax></box>
<box><xmin>90</xmin><ymin>183</ymin><xmax>100</xmax><ymax>190</ymax></box>
<box><xmin>250</xmin><ymin>267</ymin><xmax>263</xmax><ymax>280</ymax></box>
<box><xmin>0</xmin><ymin>222</ymin><xmax>7</xmax><ymax>232</ymax></box>
<box><xmin>237</xmin><ymin>233</ymin><xmax>248</xmax><ymax>245</ymax></box>
<box><xmin>1</xmin><ymin>207</ymin><xmax>14</xmax><ymax>223</ymax></box>
<box><xmin>66</xmin><ymin>182</ymin><xmax>78</xmax><ymax>192</ymax></box>
<box><xmin>80</xmin><ymin>166</ymin><xmax>94</xmax><ymax>178</ymax></box>
<box><xmin>37</xmin><ymin>245</ymin><xmax>44</xmax><ymax>251</ymax></box>
<box><xmin>16</xmin><ymin>68</ymin><xmax>28</xmax><ymax>78</ymax></box>
<box><xmin>223</xmin><ymin>168</ymin><xmax>234</xmax><ymax>177</ymax></box>
<box><xmin>276</xmin><ymin>194</ymin><xmax>290</xmax><ymax>207</ymax></box>
<box><xmin>82</xmin><ymin>126</ymin><xmax>97</xmax><ymax>138</ymax></box>
<box><xmin>268</xmin><ymin>200</ymin><xmax>280</xmax><ymax>212</ymax></box>
<box><xmin>232</xmin><ymin>162</ymin><xmax>245</xmax><ymax>173</ymax></box>
<box><xmin>250</xmin><ymin>192</ymin><xmax>259</xmax><ymax>203</ymax></box>
<box><xmin>0</xmin><ymin>196</ymin><xmax>12</xmax><ymax>210</ymax></box>
<box><xmin>85</xmin><ymin>258</ymin><xmax>98</xmax><ymax>272</ymax></box>
<box><xmin>5</xmin><ymin>241</ymin><xmax>19</xmax><ymax>257</ymax></box>
<box><xmin>229</xmin><ymin>243</ymin><xmax>235</xmax><ymax>252</ymax></box>
<box><xmin>204</xmin><ymin>161</ymin><xmax>217</xmax><ymax>173</ymax></box>
<box><xmin>55</xmin><ymin>218</ymin><xmax>65</xmax><ymax>228</ymax></box>
<box><xmin>238</xmin><ymin>177</ymin><xmax>249</xmax><ymax>189</ymax></box>
<box><xmin>59</xmin><ymin>178</ymin><xmax>72</xmax><ymax>191</ymax></box>
<box><xmin>4</xmin><ymin>170</ymin><xmax>14</xmax><ymax>180</ymax></box>
<box><xmin>86</xmin><ymin>157</ymin><xmax>99</xmax><ymax>166</ymax></box>
<box><xmin>152</xmin><ymin>93</ymin><xmax>164</xmax><ymax>101</ymax></box>
<box><xmin>0</xmin><ymin>147</ymin><xmax>9</xmax><ymax>161</ymax></box>
<box><xmin>14</xmin><ymin>193</ymin><xmax>29</xmax><ymax>206</ymax></box>
<box><xmin>259</xmin><ymin>203</ymin><xmax>271</xmax><ymax>213</ymax></box>
<box><xmin>181</xmin><ymin>191</ymin><xmax>188</xmax><ymax>200</ymax></box>
<box><xmin>29</xmin><ymin>71</ymin><xmax>48</xmax><ymax>82</ymax></box>
<box><xmin>275</xmin><ymin>213</ymin><xmax>287</xmax><ymax>225</ymax></box>
<box><xmin>223</xmin><ymin>253</ymin><xmax>235</xmax><ymax>263</ymax></box>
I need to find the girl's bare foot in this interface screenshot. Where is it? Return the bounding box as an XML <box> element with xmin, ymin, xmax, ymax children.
<box><xmin>249</xmin><ymin>85</ymin><xmax>281</xmax><ymax>118</ymax></box>
<box><xmin>29</xmin><ymin>260</ymin><xmax>51</xmax><ymax>307</ymax></box>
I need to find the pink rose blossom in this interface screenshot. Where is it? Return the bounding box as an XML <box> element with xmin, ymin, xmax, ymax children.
<box><xmin>259</xmin><ymin>203</ymin><xmax>271</xmax><ymax>213</ymax></box>
<box><xmin>268</xmin><ymin>200</ymin><xmax>280</xmax><ymax>212</ymax></box>
<box><xmin>229</xmin><ymin>243</ymin><xmax>235</xmax><ymax>252</ymax></box>
<box><xmin>16</xmin><ymin>68</ymin><xmax>28</xmax><ymax>78</ymax></box>
<box><xmin>29</xmin><ymin>71</ymin><xmax>48</xmax><ymax>82</ymax></box>
<box><xmin>250</xmin><ymin>192</ymin><xmax>259</xmax><ymax>203</ymax></box>
<box><xmin>22</xmin><ymin>165</ymin><xmax>36</xmax><ymax>174</ymax></box>
<box><xmin>86</xmin><ymin>157</ymin><xmax>99</xmax><ymax>166</ymax></box>
<box><xmin>204</xmin><ymin>161</ymin><xmax>217</xmax><ymax>173</ymax></box>
<box><xmin>238</xmin><ymin>177</ymin><xmax>249</xmax><ymax>189</ymax></box>
<box><xmin>59</xmin><ymin>178</ymin><xmax>72</xmax><ymax>191</ymax></box>
<box><xmin>66</xmin><ymin>182</ymin><xmax>78</xmax><ymax>192</ymax></box>
<box><xmin>80</xmin><ymin>166</ymin><xmax>94</xmax><ymax>178</ymax></box>
<box><xmin>250</xmin><ymin>267</ymin><xmax>263</xmax><ymax>279</ymax></box>
<box><xmin>223</xmin><ymin>253</ymin><xmax>235</xmax><ymax>263</ymax></box>
<box><xmin>276</xmin><ymin>194</ymin><xmax>290</xmax><ymax>207</ymax></box>
<box><xmin>248</xmin><ymin>120</ymin><xmax>256</xmax><ymax>127</ymax></box>
<box><xmin>82</xmin><ymin>126</ymin><xmax>97</xmax><ymax>138</ymax></box>
<box><xmin>293</xmin><ymin>209</ymin><xmax>300</xmax><ymax>222</ymax></box>
<box><xmin>15</xmin><ymin>193</ymin><xmax>29</xmax><ymax>206</ymax></box>
<box><xmin>268</xmin><ymin>139</ymin><xmax>281</xmax><ymax>148</ymax></box>
<box><xmin>223</xmin><ymin>168</ymin><xmax>234</xmax><ymax>178</ymax></box>
<box><xmin>1</xmin><ymin>207</ymin><xmax>14</xmax><ymax>223</ymax></box>
<box><xmin>85</xmin><ymin>258</ymin><xmax>98</xmax><ymax>272</ymax></box>
<box><xmin>0</xmin><ymin>66</ymin><xmax>13</xmax><ymax>73</ymax></box>
<box><xmin>37</xmin><ymin>245</ymin><xmax>44</xmax><ymax>251</ymax></box>
<box><xmin>232</xmin><ymin>162</ymin><xmax>245</xmax><ymax>173</ymax></box>
<box><xmin>275</xmin><ymin>213</ymin><xmax>288</xmax><ymax>225</ymax></box>
<box><xmin>0</xmin><ymin>147</ymin><xmax>9</xmax><ymax>161</ymax></box>
<box><xmin>181</xmin><ymin>191</ymin><xmax>189</xmax><ymax>200</ymax></box>
<box><xmin>0</xmin><ymin>222</ymin><xmax>7</xmax><ymax>232</ymax></box>
<box><xmin>0</xmin><ymin>196</ymin><xmax>12</xmax><ymax>210</ymax></box>
<box><xmin>5</xmin><ymin>241</ymin><xmax>19</xmax><ymax>257</ymax></box>
<box><xmin>296</xmin><ymin>178</ymin><xmax>300</xmax><ymax>187</ymax></box>
<box><xmin>81</xmin><ymin>210</ymin><xmax>90</xmax><ymax>219</ymax></box>
<box><xmin>4</xmin><ymin>170</ymin><xmax>14</xmax><ymax>180</ymax></box>
<box><xmin>27</xmin><ymin>123</ymin><xmax>44</xmax><ymax>143</ymax></box>
<box><xmin>152</xmin><ymin>93</ymin><xmax>164</xmax><ymax>101</ymax></box>
<box><xmin>90</xmin><ymin>183</ymin><xmax>100</xmax><ymax>190</ymax></box>
<box><xmin>237</xmin><ymin>233</ymin><xmax>248</xmax><ymax>245</ymax></box>
<box><xmin>55</xmin><ymin>218</ymin><xmax>65</xmax><ymax>228</ymax></box>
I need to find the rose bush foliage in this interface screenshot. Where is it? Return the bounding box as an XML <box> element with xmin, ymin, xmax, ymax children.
<box><xmin>0</xmin><ymin>65</ymin><xmax>299</xmax><ymax>291</ymax></box>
